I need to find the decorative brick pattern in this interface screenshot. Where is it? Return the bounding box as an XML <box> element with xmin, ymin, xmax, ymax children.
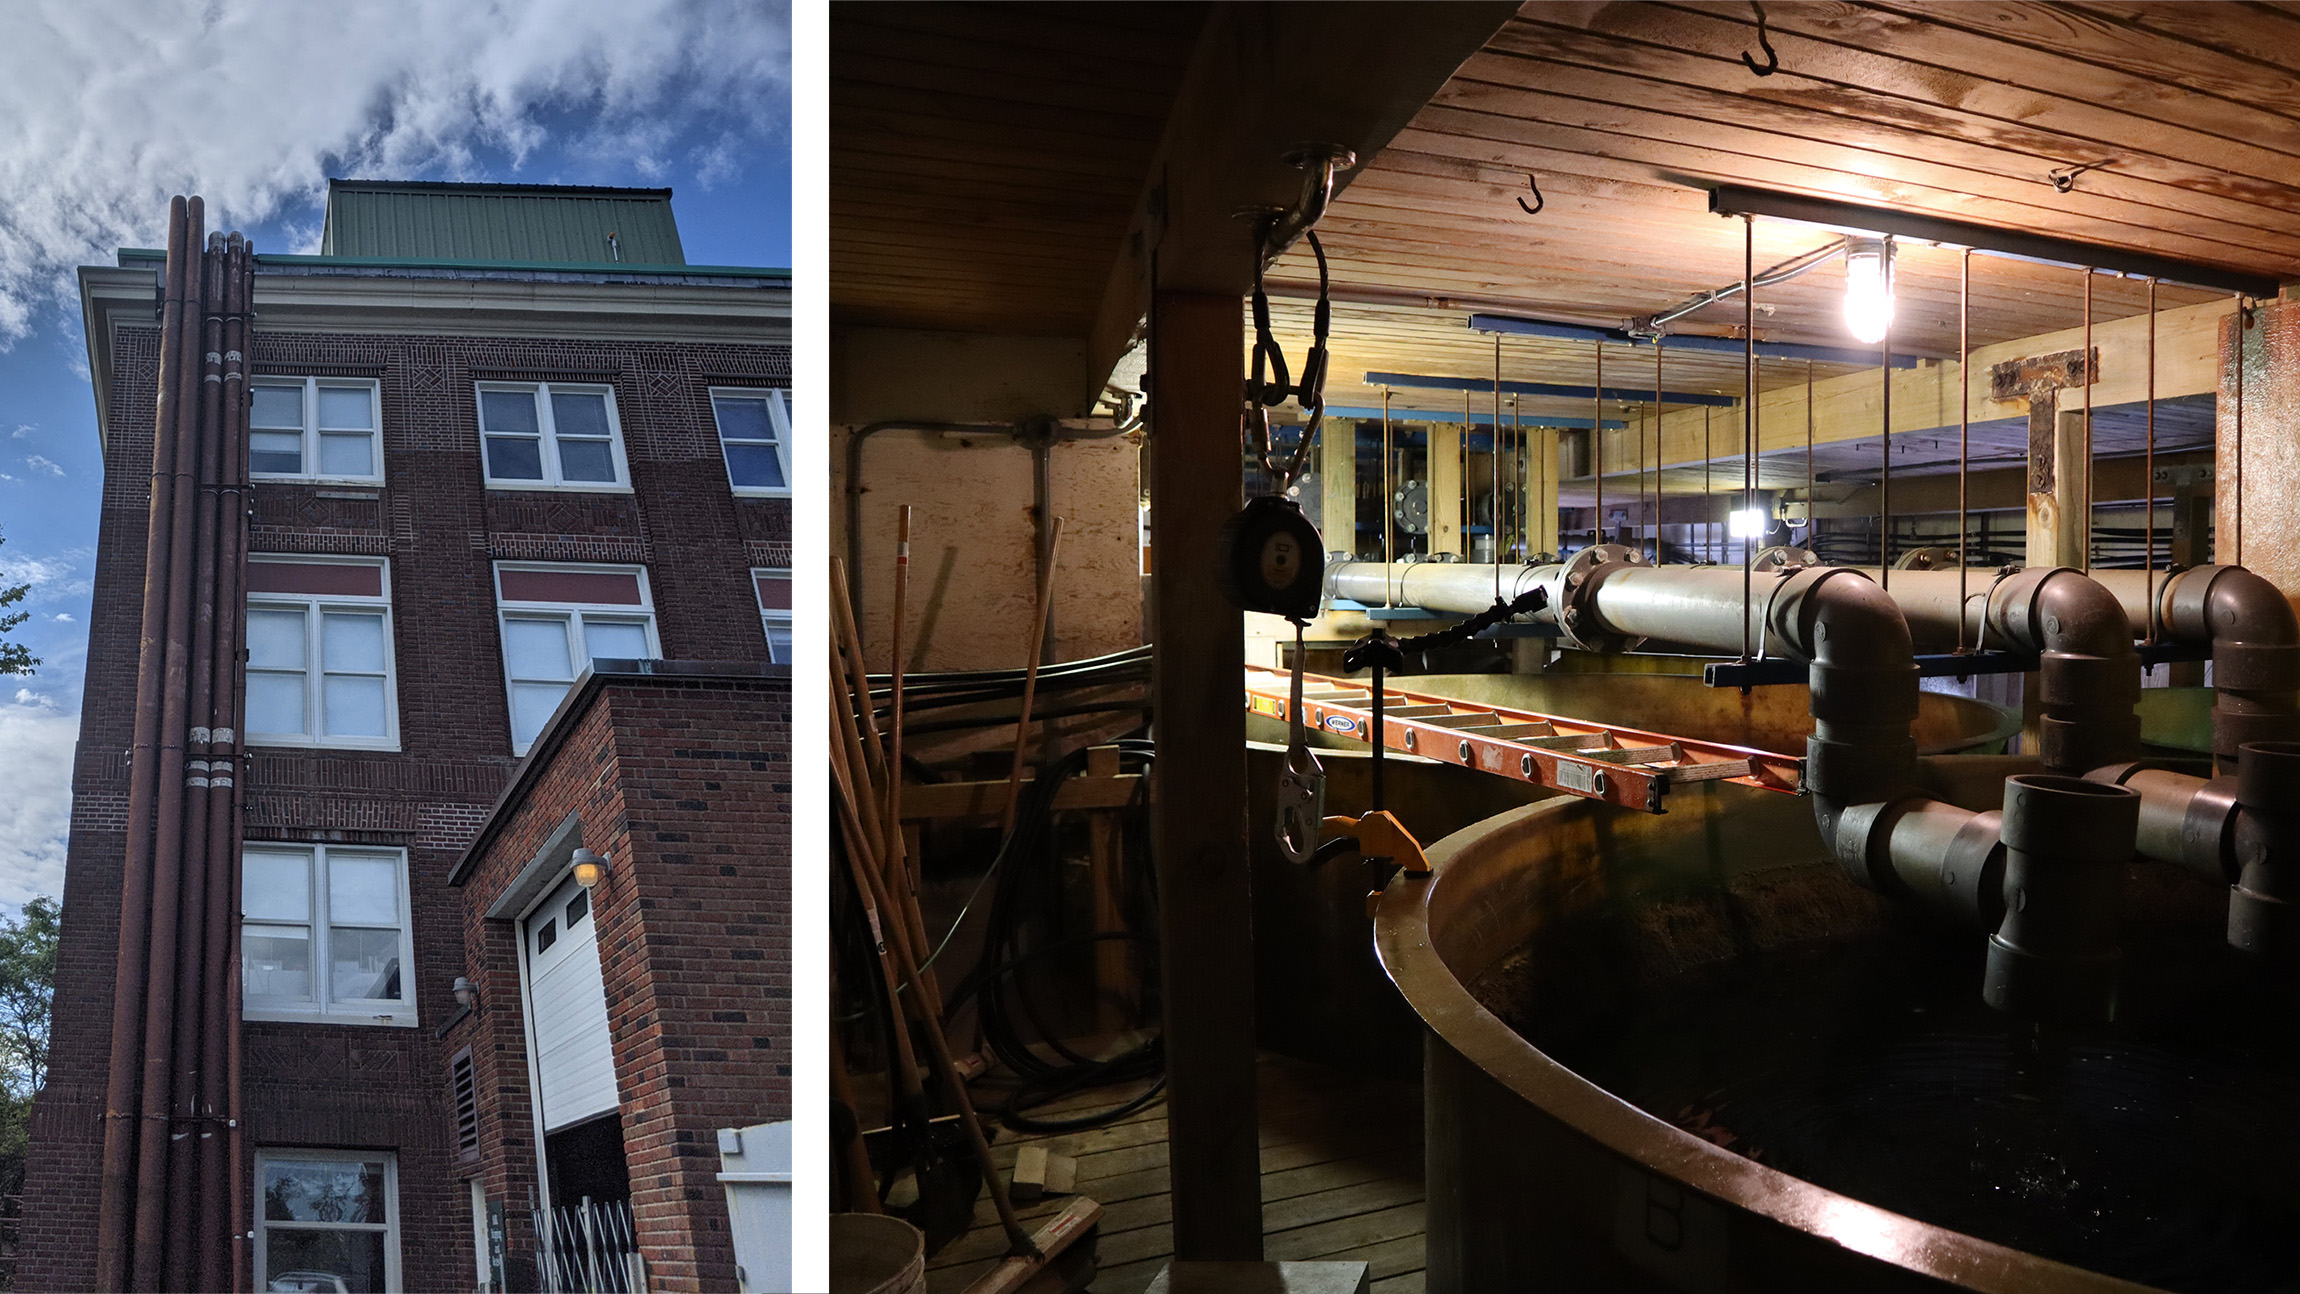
<box><xmin>20</xmin><ymin>315</ymin><xmax>792</xmax><ymax>1294</ymax></box>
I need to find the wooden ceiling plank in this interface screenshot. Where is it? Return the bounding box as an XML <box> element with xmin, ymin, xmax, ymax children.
<box><xmin>1425</xmin><ymin>78</ymin><xmax>2300</xmax><ymax>267</ymax></box>
<box><xmin>832</xmin><ymin>51</ymin><xmax>1182</xmax><ymax>117</ymax></box>
<box><xmin>1843</xmin><ymin>0</ymin><xmax>2300</xmax><ymax>145</ymax></box>
<box><xmin>831</xmin><ymin>3</ymin><xmax>1204</xmax><ymax>67</ymax></box>
<box><xmin>1466</xmin><ymin>21</ymin><xmax>2300</xmax><ymax>245</ymax></box>
<box><xmin>1645</xmin><ymin>2</ymin><xmax>2300</xmax><ymax>184</ymax></box>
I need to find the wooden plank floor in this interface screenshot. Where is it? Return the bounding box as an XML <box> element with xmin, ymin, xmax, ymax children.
<box><xmin>924</xmin><ymin>1053</ymin><xmax>1427</xmax><ymax>1293</ymax></box>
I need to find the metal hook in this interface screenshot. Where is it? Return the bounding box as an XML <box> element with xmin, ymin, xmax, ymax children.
<box><xmin>2048</xmin><ymin>159</ymin><xmax>2110</xmax><ymax>193</ymax></box>
<box><xmin>1516</xmin><ymin>173</ymin><xmax>1544</xmax><ymax>216</ymax></box>
<box><xmin>1742</xmin><ymin>1</ymin><xmax>1779</xmax><ymax>76</ymax></box>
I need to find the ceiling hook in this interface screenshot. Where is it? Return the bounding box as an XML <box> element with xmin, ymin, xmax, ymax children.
<box><xmin>1517</xmin><ymin>174</ymin><xmax>1544</xmax><ymax>216</ymax></box>
<box><xmin>2048</xmin><ymin>159</ymin><xmax>2110</xmax><ymax>193</ymax></box>
<box><xmin>1741</xmin><ymin>1</ymin><xmax>1779</xmax><ymax>76</ymax></box>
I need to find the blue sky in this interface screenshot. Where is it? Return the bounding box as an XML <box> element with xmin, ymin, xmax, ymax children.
<box><xmin>0</xmin><ymin>0</ymin><xmax>791</xmax><ymax>909</ymax></box>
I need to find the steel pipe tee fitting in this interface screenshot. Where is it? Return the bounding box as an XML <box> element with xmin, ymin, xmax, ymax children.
<box><xmin>2231</xmin><ymin>740</ymin><xmax>2300</xmax><ymax>960</ymax></box>
<box><xmin>1982</xmin><ymin>774</ymin><xmax>2141</xmax><ymax>1023</ymax></box>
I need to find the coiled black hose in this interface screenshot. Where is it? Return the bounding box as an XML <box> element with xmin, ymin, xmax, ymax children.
<box><xmin>945</xmin><ymin>736</ymin><xmax>1164</xmax><ymax>1133</ymax></box>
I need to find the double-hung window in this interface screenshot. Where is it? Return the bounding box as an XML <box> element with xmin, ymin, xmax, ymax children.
<box><xmin>754</xmin><ymin>568</ymin><xmax>791</xmax><ymax>663</ymax></box>
<box><xmin>711</xmin><ymin>387</ymin><xmax>790</xmax><ymax>495</ymax></box>
<box><xmin>256</xmin><ymin>1149</ymin><xmax>400</xmax><ymax>1292</ymax></box>
<box><xmin>245</xmin><ymin>557</ymin><xmax>399</xmax><ymax>750</ymax></box>
<box><xmin>241</xmin><ymin>843</ymin><xmax>415</xmax><ymax>1026</ymax></box>
<box><xmin>478</xmin><ymin>382</ymin><xmax>630</xmax><ymax>489</ymax></box>
<box><xmin>495</xmin><ymin>563</ymin><xmax>660</xmax><ymax>753</ymax></box>
<box><xmin>250</xmin><ymin>377</ymin><xmax>383</xmax><ymax>482</ymax></box>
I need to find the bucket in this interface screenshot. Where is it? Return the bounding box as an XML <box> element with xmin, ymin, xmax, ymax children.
<box><xmin>829</xmin><ymin>1213</ymin><xmax>926</xmax><ymax>1294</ymax></box>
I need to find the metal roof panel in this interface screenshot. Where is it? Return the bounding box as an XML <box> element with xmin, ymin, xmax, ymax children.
<box><xmin>321</xmin><ymin>179</ymin><xmax>687</xmax><ymax>264</ymax></box>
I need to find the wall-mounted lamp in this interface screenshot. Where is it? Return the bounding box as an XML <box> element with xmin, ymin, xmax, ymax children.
<box><xmin>1728</xmin><ymin>506</ymin><xmax>1771</xmax><ymax>539</ymax></box>
<box><xmin>1842</xmin><ymin>237</ymin><xmax>1894</xmax><ymax>345</ymax></box>
<box><xmin>572</xmin><ymin>848</ymin><xmax>610</xmax><ymax>890</ymax></box>
<box><xmin>437</xmin><ymin>975</ymin><xmax>482</xmax><ymax>1038</ymax></box>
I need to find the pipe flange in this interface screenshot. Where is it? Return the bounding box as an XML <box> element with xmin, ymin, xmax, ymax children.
<box><xmin>1548</xmin><ymin>544</ymin><xmax>1647</xmax><ymax>654</ymax></box>
<box><xmin>1750</xmin><ymin>544</ymin><xmax>1820</xmax><ymax>573</ymax></box>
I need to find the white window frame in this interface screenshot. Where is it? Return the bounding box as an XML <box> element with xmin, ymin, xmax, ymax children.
<box><xmin>248</xmin><ymin>376</ymin><xmax>385</xmax><ymax>484</ymax></box>
<box><xmin>494</xmin><ymin>561</ymin><xmax>661</xmax><ymax>756</ymax></box>
<box><xmin>241</xmin><ymin>842</ymin><xmax>417</xmax><ymax>1028</ymax></box>
<box><xmin>710</xmin><ymin>386</ymin><xmax>792</xmax><ymax>497</ymax></box>
<box><xmin>254</xmin><ymin>1147</ymin><xmax>402</xmax><ymax>1293</ymax></box>
<box><xmin>476</xmin><ymin>381</ymin><xmax>633</xmax><ymax>492</ymax></box>
<box><xmin>244</xmin><ymin>556</ymin><xmax>401</xmax><ymax>753</ymax></box>
<box><xmin>752</xmin><ymin>567</ymin><xmax>791</xmax><ymax>664</ymax></box>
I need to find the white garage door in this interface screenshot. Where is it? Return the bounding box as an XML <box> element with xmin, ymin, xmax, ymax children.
<box><xmin>525</xmin><ymin>872</ymin><xmax>618</xmax><ymax>1131</ymax></box>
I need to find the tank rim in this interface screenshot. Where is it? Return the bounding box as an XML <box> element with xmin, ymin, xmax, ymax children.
<box><xmin>1373</xmin><ymin>796</ymin><xmax>2160</xmax><ymax>1294</ymax></box>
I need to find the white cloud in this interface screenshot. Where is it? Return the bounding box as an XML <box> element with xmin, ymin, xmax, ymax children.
<box><xmin>22</xmin><ymin>456</ymin><xmax>60</xmax><ymax>477</ymax></box>
<box><xmin>0</xmin><ymin>546</ymin><xmax>92</xmax><ymax>604</ymax></box>
<box><xmin>11</xmin><ymin>689</ymin><xmax>50</xmax><ymax>709</ymax></box>
<box><xmin>8</xmin><ymin>425</ymin><xmax>29</xmax><ymax>440</ymax></box>
<box><xmin>48</xmin><ymin>612</ymin><xmax>70</xmax><ymax>623</ymax></box>
<box><xmin>0</xmin><ymin>700</ymin><xmax>75</xmax><ymax>905</ymax></box>
<box><xmin>0</xmin><ymin>0</ymin><xmax>791</xmax><ymax>341</ymax></box>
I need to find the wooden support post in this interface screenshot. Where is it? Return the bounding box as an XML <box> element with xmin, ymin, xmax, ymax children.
<box><xmin>1320</xmin><ymin>417</ymin><xmax>1356</xmax><ymax>559</ymax></box>
<box><xmin>2027</xmin><ymin>405</ymin><xmax>2089</xmax><ymax>569</ymax></box>
<box><xmin>1428</xmin><ymin>420</ymin><xmax>1462</xmax><ymax>556</ymax></box>
<box><xmin>1086</xmin><ymin>744</ymin><xmax>1130</xmax><ymax>1032</ymax></box>
<box><xmin>1149</xmin><ymin>289</ymin><xmax>1262</xmax><ymax>1260</ymax></box>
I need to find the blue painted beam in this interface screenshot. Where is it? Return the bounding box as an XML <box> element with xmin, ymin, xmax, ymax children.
<box><xmin>1364</xmin><ymin>370</ymin><xmax>1740</xmax><ymax>407</ymax></box>
<box><xmin>1313</xmin><ymin>403</ymin><xmax>1624</xmax><ymax>430</ymax></box>
<box><xmin>1465</xmin><ymin>313</ymin><xmax>1927</xmax><ymax>370</ymax></box>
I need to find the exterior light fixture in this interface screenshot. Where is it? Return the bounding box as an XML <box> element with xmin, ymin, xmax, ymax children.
<box><xmin>1842</xmin><ymin>237</ymin><xmax>1893</xmax><ymax>344</ymax></box>
<box><xmin>451</xmin><ymin>976</ymin><xmax>479</xmax><ymax>1012</ymax></box>
<box><xmin>572</xmin><ymin>848</ymin><xmax>610</xmax><ymax>889</ymax></box>
<box><xmin>1728</xmin><ymin>506</ymin><xmax>1770</xmax><ymax>539</ymax></box>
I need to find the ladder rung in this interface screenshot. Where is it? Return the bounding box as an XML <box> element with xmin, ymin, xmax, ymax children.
<box><xmin>1669</xmin><ymin>758</ymin><xmax>1755</xmax><ymax>782</ymax></box>
<box><xmin>1384</xmin><ymin>704</ymin><xmax>1454</xmax><ymax>718</ymax></box>
<box><xmin>1470</xmin><ymin>722</ymin><xmax>1556</xmax><ymax>739</ymax></box>
<box><xmin>1522</xmin><ymin>732</ymin><xmax>1612</xmax><ymax>752</ymax></box>
<box><xmin>1586</xmin><ymin>744</ymin><xmax>1679</xmax><ymax>766</ymax></box>
<box><xmin>1302</xmin><ymin>691</ymin><xmax>1365</xmax><ymax>702</ymax></box>
<box><xmin>1424</xmin><ymin>712</ymin><xmax>1503</xmax><ymax>729</ymax></box>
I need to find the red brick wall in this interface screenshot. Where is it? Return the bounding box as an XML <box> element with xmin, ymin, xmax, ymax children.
<box><xmin>22</xmin><ymin>317</ymin><xmax>790</xmax><ymax>1292</ymax></box>
<box><xmin>449</xmin><ymin>676</ymin><xmax>791</xmax><ymax>1293</ymax></box>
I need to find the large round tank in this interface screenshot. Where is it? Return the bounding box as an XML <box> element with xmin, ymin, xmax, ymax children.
<box><xmin>1376</xmin><ymin>782</ymin><xmax>2298</xmax><ymax>1292</ymax></box>
<box><xmin>1245</xmin><ymin>672</ymin><xmax>2017</xmax><ymax>1076</ymax></box>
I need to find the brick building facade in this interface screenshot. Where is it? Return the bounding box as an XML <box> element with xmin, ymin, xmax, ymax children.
<box><xmin>20</xmin><ymin>182</ymin><xmax>791</xmax><ymax>1293</ymax></box>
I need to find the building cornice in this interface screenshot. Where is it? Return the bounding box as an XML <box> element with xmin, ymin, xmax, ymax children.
<box><xmin>79</xmin><ymin>263</ymin><xmax>790</xmax><ymax>451</ymax></box>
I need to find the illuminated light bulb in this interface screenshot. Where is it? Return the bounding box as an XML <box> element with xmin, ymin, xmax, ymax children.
<box><xmin>1843</xmin><ymin>239</ymin><xmax>1893</xmax><ymax>345</ymax></box>
<box><xmin>1728</xmin><ymin>506</ymin><xmax>1769</xmax><ymax>538</ymax></box>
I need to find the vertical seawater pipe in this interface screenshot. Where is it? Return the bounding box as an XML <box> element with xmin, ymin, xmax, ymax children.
<box><xmin>163</xmin><ymin>234</ymin><xmax>227</xmax><ymax>1291</ymax></box>
<box><xmin>225</xmin><ymin>233</ymin><xmax>256</xmax><ymax>1294</ymax></box>
<box><xmin>197</xmin><ymin>231</ymin><xmax>251</xmax><ymax>1294</ymax></box>
<box><xmin>95</xmin><ymin>194</ymin><xmax>195</xmax><ymax>1293</ymax></box>
<box><xmin>132</xmin><ymin>208</ymin><xmax>213</xmax><ymax>1290</ymax></box>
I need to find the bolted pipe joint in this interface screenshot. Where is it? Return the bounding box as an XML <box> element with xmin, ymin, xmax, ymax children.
<box><xmin>2229</xmin><ymin>740</ymin><xmax>2300</xmax><ymax>960</ymax></box>
<box><xmin>1991</xmin><ymin>568</ymin><xmax>2141</xmax><ymax>774</ymax></box>
<box><xmin>1983</xmin><ymin>774</ymin><xmax>2141</xmax><ymax>1022</ymax></box>
<box><xmin>2168</xmin><ymin>566</ymin><xmax>2300</xmax><ymax>771</ymax></box>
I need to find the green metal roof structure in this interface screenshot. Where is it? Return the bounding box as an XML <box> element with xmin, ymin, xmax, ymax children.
<box><xmin>320</xmin><ymin>179</ymin><xmax>687</xmax><ymax>265</ymax></box>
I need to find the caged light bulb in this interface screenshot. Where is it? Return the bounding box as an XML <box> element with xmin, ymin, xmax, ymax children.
<box><xmin>1843</xmin><ymin>240</ymin><xmax>1894</xmax><ymax>345</ymax></box>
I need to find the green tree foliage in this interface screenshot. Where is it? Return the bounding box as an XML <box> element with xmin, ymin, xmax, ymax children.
<box><xmin>0</xmin><ymin>529</ymin><xmax>36</xmax><ymax>677</ymax></box>
<box><xmin>0</xmin><ymin>896</ymin><xmax>60</xmax><ymax>1209</ymax></box>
